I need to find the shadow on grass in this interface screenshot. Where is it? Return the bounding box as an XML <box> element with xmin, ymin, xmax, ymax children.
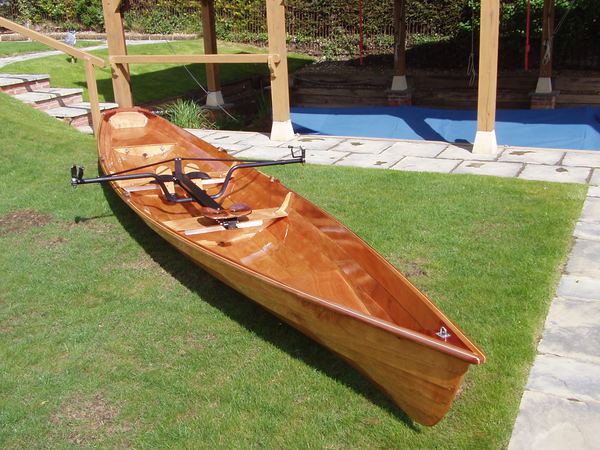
<box><xmin>91</xmin><ymin>180</ymin><xmax>418</xmax><ymax>431</ymax></box>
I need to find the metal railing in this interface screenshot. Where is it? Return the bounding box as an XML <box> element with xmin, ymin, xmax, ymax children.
<box><xmin>0</xmin><ymin>16</ymin><xmax>104</xmax><ymax>134</ymax></box>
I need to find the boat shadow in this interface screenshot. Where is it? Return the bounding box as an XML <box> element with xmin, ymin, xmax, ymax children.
<box><xmin>97</xmin><ymin>182</ymin><xmax>419</xmax><ymax>430</ymax></box>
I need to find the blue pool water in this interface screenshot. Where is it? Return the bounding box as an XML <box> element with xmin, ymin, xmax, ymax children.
<box><xmin>291</xmin><ymin>106</ymin><xmax>600</xmax><ymax>151</ymax></box>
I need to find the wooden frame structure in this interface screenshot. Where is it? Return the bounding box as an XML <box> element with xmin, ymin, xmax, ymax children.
<box><xmin>390</xmin><ymin>0</ymin><xmax>557</xmax><ymax>154</ymax></box>
<box><xmin>101</xmin><ymin>0</ymin><xmax>295</xmax><ymax>141</ymax></box>
<box><xmin>0</xmin><ymin>1</ymin><xmax>557</xmax><ymax>149</ymax></box>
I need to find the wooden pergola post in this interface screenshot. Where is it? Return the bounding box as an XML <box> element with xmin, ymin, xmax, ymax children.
<box><xmin>536</xmin><ymin>0</ymin><xmax>555</xmax><ymax>94</ymax></box>
<box><xmin>473</xmin><ymin>0</ymin><xmax>500</xmax><ymax>154</ymax></box>
<box><xmin>201</xmin><ymin>0</ymin><xmax>224</xmax><ymax>107</ymax></box>
<box><xmin>391</xmin><ymin>0</ymin><xmax>407</xmax><ymax>91</ymax></box>
<box><xmin>102</xmin><ymin>0</ymin><xmax>133</xmax><ymax>107</ymax></box>
<box><xmin>266</xmin><ymin>0</ymin><xmax>294</xmax><ymax>141</ymax></box>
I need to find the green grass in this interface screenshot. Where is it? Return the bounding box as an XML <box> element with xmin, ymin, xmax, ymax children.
<box><xmin>0</xmin><ymin>40</ymin><xmax>101</xmax><ymax>57</ymax></box>
<box><xmin>0</xmin><ymin>39</ymin><xmax>313</xmax><ymax>103</ymax></box>
<box><xmin>0</xmin><ymin>92</ymin><xmax>587</xmax><ymax>448</ymax></box>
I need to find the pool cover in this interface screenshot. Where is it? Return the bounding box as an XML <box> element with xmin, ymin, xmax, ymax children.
<box><xmin>291</xmin><ymin>106</ymin><xmax>600</xmax><ymax>151</ymax></box>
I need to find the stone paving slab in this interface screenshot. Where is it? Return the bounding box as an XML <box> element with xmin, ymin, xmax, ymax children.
<box><xmin>336</xmin><ymin>153</ymin><xmax>400</xmax><ymax>169</ymax></box>
<box><xmin>13</xmin><ymin>87</ymin><xmax>82</xmax><ymax>103</ymax></box>
<box><xmin>200</xmin><ymin>131</ymin><xmax>259</xmax><ymax>146</ymax></box>
<box><xmin>234</xmin><ymin>146</ymin><xmax>295</xmax><ymax>160</ymax></box>
<box><xmin>557</xmin><ymin>275</ymin><xmax>600</xmax><ymax>301</ymax></box>
<box><xmin>235</xmin><ymin>132</ymin><xmax>287</xmax><ymax>148</ymax></box>
<box><xmin>565</xmin><ymin>239</ymin><xmax>600</xmax><ymax>277</ymax></box>
<box><xmin>526</xmin><ymin>353</ymin><xmax>600</xmax><ymax>402</ymax></box>
<box><xmin>286</xmin><ymin>136</ymin><xmax>344</xmax><ymax>151</ymax></box>
<box><xmin>437</xmin><ymin>144</ymin><xmax>500</xmax><ymax>161</ymax></box>
<box><xmin>185</xmin><ymin>129</ymin><xmax>217</xmax><ymax>139</ymax></box>
<box><xmin>588</xmin><ymin>186</ymin><xmax>600</xmax><ymax>197</ymax></box>
<box><xmin>509</xmin><ymin>391</ymin><xmax>600</xmax><ymax>450</ymax></box>
<box><xmin>538</xmin><ymin>297</ymin><xmax>600</xmax><ymax>364</ymax></box>
<box><xmin>46</xmin><ymin>102</ymin><xmax>117</xmax><ymax>118</ymax></box>
<box><xmin>518</xmin><ymin>164</ymin><xmax>591</xmax><ymax>184</ymax></box>
<box><xmin>305</xmin><ymin>150</ymin><xmax>349</xmax><ymax>165</ymax></box>
<box><xmin>209</xmin><ymin>143</ymin><xmax>250</xmax><ymax>154</ymax></box>
<box><xmin>574</xmin><ymin>221</ymin><xmax>600</xmax><ymax>241</ymax></box>
<box><xmin>591</xmin><ymin>169</ymin><xmax>600</xmax><ymax>186</ymax></box>
<box><xmin>379</xmin><ymin>141</ymin><xmax>447</xmax><ymax>158</ymax></box>
<box><xmin>333</xmin><ymin>139</ymin><xmax>393</xmax><ymax>154</ymax></box>
<box><xmin>580</xmin><ymin>197</ymin><xmax>600</xmax><ymax>223</ymax></box>
<box><xmin>453</xmin><ymin>160</ymin><xmax>523</xmax><ymax>177</ymax></box>
<box><xmin>391</xmin><ymin>156</ymin><xmax>461</xmax><ymax>173</ymax></box>
<box><xmin>0</xmin><ymin>73</ymin><xmax>49</xmax><ymax>86</ymax></box>
<box><xmin>563</xmin><ymin>152</ymin><xmax>600</xmax><ymax>168</ymax></box>
<box><xmin>500</xmin><ymin>147</ymin><xmax>565</xmax><ymax>165</ymax></box>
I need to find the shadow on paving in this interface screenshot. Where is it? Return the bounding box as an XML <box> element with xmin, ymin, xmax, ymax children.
<box><xmin>83</xmin><ymin>180</ymin><xmax>419</xmax><ymax>430</ymax></box>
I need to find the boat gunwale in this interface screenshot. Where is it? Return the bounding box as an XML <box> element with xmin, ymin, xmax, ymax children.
<box><xmin>98</xmin><ymin>109</ymin><xmax>486</xmax><ymax>366</ymax></box>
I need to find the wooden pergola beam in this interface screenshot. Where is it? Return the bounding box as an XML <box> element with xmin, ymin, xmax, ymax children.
<box><xmin>109</xmin><ymin>0</ymin><xmax>122</xmax><ymax>13</ymax></box>
<box><xmin>98</xmin><ymin>0</ymin><xmax>295</xmax><ymax>141</ymax></box>
<box><xmin>473</xmin><ymin>0</ymin><xmax>500</xmax><ymax>154</ymax></box>
<box><xmin>536</xmin><ymin>0</ymin><xmax>555</xmax><ymax>93</ymax></box>
<box><xmin>266</xmin><ymin>0</ymin><xmax>294</xmax><ymax>141</ymax></box>
<box><xmin>102</xmin><ymin>0</ymin><xmax>132</xmax><ymax>107</ymax></box>
<box><xmin>391</xmin><ymin>0</ymin><xmax>408</xmax><ymax>91</ymax></box>
<box><xmin>201</xmin><ymin>0</ymin><xmax>224</xmax><ymax>107</ymax></box>
<box><xmin>110</xmin><ymin>54</ymin><xmax>279</xmax><ymax>65</ymax></box>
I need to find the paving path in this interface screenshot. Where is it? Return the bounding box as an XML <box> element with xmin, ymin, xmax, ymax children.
<box><xmin>187</xmin><ymin>128</ymin><xmax>600</xmax><ymax>448</ymax></box>
<box><xmin>0</xmin><ymin>39</ymin><xmax>165</xmax><ymax>69</ymax></box>
<box><xmin>187</xmin><ymin>129</ymin><xmax>600</xmax><ymax>185</ymax></box>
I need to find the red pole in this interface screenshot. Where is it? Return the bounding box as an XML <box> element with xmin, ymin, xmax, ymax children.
<box><xmin>358</xmin><ymin>0</ymin><xmax>364</xmax><ymax>65</ymax></box>
<box><xmin>525</xmin><ymin>0</ymin><xmax>531</xmax><ymax>71</ymax></box>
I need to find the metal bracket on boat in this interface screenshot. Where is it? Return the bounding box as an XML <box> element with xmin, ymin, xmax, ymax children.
<box><xmin>70</xmin><ymin>146</ymin><xmax>305</xmax><ymax>211</ymax></box>
<box><xmin>436</xmin><ymin>326</ymin><xmax>452</xmax><ymax>341</ymax></box>
<box><xmin>210</xmin><ymin>146</ymin><xmax>305</xmax><ymax>200</ymax></box>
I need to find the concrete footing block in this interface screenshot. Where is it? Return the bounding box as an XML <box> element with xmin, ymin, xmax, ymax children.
<box><xmin>472</xmin><ymin>130</ymin><xmax>498</xmax><ymax>155</ymax></box>
<box><xmin>270</xmin><ymin>119</ymin><xmax>295</xmax><ymax>141</ymax></box>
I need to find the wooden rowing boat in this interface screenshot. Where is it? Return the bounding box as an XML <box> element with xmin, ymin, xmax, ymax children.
<box><xmin>85</xmin><ymin>107</ymin><xmax>485</xmax><ymax>426</ymax></box>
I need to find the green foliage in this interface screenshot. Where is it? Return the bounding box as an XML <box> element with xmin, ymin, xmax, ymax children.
<box><xmin>75</xmin><ymin>0</ymin><xmax>104</xmax><ymax>31</ymax></box>
<box><xmin>162</xmin><ymin>99</ymin><xmax>214</xmax><ymax>129</ymax></box>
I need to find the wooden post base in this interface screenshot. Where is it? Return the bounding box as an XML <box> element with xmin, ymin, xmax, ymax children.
<box><xmin>530</xmin><ymin>91</ymin><xmax>559</xmax><ymax>110</ymax></box>
<box><xmin>535</xmin><ymin>76</ymin><xmax>553</xmax><ymax>94</ymax></box>
<box><xmin>473</xmin><ymin>130</ymin><xmax>498</xmax><ymax>155</ymax></box>
<box><xmin>270</xmin><ymin>119</ymin><xmax>295</xmax><ymax>141</ymax></box>
<box><xmin>206</xmin><ymin>90</ymin><xmax>225</xmax><ymax>108</ymax></box>
<box><xmin>391</xmin><ymin>75</ymin><xmax>408</xmax><ymax>92</ymax></box>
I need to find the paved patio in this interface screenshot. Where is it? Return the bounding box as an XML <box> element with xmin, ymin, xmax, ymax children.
<box><xmin>189</xmin><ymin>128</ymin><xmax>600</xmax><ymax>449</ymax></box>
<box><xmin>187</xmin><ymin>129</ymin><xmax>600</xmax><ymax>185</ymax></box>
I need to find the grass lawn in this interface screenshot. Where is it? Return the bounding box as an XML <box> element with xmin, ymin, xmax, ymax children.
<box><xmin>0</xmin><ymin>92</ymin><xmax>587</xmax><ymax>448</ymax></box>
<box><xmin>0</xmin><ymin>40</ymin><xmax>102</xmax><ymax>57</ymax></box>
<box><xmin>0</xmin><ymin>40</ymin><xmax>313</xmax><ymax>104</ymax></box>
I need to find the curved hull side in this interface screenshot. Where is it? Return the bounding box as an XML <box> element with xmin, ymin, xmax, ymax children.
<box><xmin>144</xmin><ymin>216</ymin><xmax>470</xmax><ymax>426</ymax></box>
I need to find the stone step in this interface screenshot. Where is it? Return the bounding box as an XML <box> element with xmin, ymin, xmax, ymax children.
<box><xmin>46</xmin><ymin>102</ymin><xmax>119</xmax><ymax>128</ymax></box>
<box><xmin>13</xmin><ymin>88</ymin><xmax>84</xmax><ymax>110</ymax></box>
<box><xmin>0</xmin><ymin>73</ymin><xmax>51</xmax><ymax>95</ymax></box>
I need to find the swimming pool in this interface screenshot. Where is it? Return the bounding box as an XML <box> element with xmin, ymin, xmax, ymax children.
<box><xmin>291</xmin><ymin>106</ymin><xmax>600</xmax><ymax>151</ymax></box>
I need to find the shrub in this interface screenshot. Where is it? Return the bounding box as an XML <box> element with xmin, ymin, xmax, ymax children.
<box><xmin>162</xmin><ymin>99</ymin><xmax>215</xmax><ymax>130</ymax></box>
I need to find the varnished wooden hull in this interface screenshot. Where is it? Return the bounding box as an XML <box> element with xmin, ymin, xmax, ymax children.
<box><xmin>98</xmin><ymin>108</ymin><xmax>485</xmax><ymax>426</ymax></box>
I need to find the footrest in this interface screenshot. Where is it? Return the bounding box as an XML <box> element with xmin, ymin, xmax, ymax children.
<box><xmin>162</xmin><ymin>192</ymin><xmax>293</xmax><ymax>236</ymax></box>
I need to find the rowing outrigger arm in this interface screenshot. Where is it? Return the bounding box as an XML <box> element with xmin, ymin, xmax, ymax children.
<box><xmin>71</xmin><ymin>146</ymin><xmax>306</xmax><ymax>216</ymax></box>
